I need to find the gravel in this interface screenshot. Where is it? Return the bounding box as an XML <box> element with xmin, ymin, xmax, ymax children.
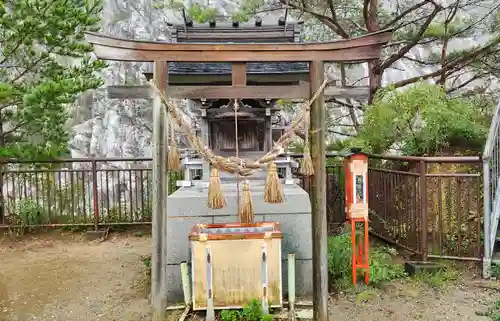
<box><xmin>1</xmin><ymin>233</ymin><xmax>498</xmax><ymax>321</ymax></box>
<box><xmin>0</xmin><ymin>232</ymin><xmax>152</xmax><ymax>321</ymax></box>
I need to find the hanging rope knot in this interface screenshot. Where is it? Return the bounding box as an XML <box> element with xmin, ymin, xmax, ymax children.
<box><xmin>238</xmin><ymin>179</ymin><xmax>254</xmax><ymax>223</ymax></box>
<box><xmin>264</xmin><ymin>161</ymin><xmax>284</xmax><ymax>204</ymax></box>
<box><xmin>148</xmin><ymin>77</ymin><xmax>327</xmax><ymax>184</ymax></box>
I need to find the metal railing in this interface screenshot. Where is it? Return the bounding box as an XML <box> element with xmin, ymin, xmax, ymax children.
<box><xmin>368</xmin><ymin>155</ymin><xmax>482</xmax><ymax>260</ymax></box>
<box><xmin>483</xmin><ymin>100</ymin><xmax>500</xmax><ymax>271</ymax></box>
<box><xmin>0</xmin><ymin>154</ymin><xmax>484</xmax><ymax>260</ymax></box>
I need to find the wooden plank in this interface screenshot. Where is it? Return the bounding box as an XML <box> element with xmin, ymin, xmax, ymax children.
<box><xmin>172</xmin><ymin>85</ymin><xmax>308</xmax><ymax>99</ymax></box>
<box><xmin>152</xmin><ymin>60</ymin><xmax>168</xmax><ymax>321</ymax></box>
<box><xmin>160</xmin><ymin>64</ymin><xmax>170</xmax><ymax>321</ymax></box>
<box><xmin>176</xmin><ymin>31</ymin><xmax>295</xmax><ymax>39</ymax></box>
<box><xmin>205</xmin><ymin>106</ymin><xmax>278</xmax><ymax>116</ymax></box>
<box><xmin>107</xmin><ymin>85</ymin><xmax>151</xmax><ymax>99</ymax></box>
<box><xmin>178</xmin><ymin>38</ymin><xmax>294</xmax><ymax>44</ymax></box>
<box><xmin>324</xmin><ymin>86</ymin><xmax>370</xmax><ymax>100</ymax></box>
<box><xmin>90</xmin><ymin>44</ymin><xmax>384</xmax><ymax>63</ymax></box>
<box><xmin>84</xmin><ymin>30</ymin><xmax>392</xmax><ymax>63</ymax></box>
<box><xmin>232</xmin><ymin>63</ymin><xmax>247</xmax><ymax>86</ymax></box>
<box><xmin>106</xmin><ymin>84</ymin><xmax>368</xmax><ymax>100</ymax></box>
<box><xmin>309</xmin><ymin>61</ymin><xmax>328</xmax><ymax>321</ymax></box>
<box><xmin>164</xmin><ymin>73</ymin><xmax>309</xmax><ymax>85</ymax></box>
<box><xmin>176</xmin><ymin>24</ymin><xmax>297</xmax><ymax>32</ymax></box>
<box><xmin>86</xmin><ymin>29</ymin><xmax>390</xmax><ymax>51</ymax></box>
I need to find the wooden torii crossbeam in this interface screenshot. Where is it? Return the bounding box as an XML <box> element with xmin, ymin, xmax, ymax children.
<box><xmin>84</xmin><ymin>29</ymin><xmax>392</xmax><ymax>321</ymax></box>
<box><xmin>105</xmin><ymin>84</ymin><xmax>371</xmax><ymax>100</ymax></box>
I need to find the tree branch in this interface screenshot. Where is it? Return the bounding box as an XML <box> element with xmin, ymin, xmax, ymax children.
<box><xmin>328</xmin><ymin>130</ymin><xmax>356</xmax><ymax>137</ymax></box>
<box><xmin>446</xmin><ymin>73</ymin><xmax>486</xmax><ymax>94</ymax></box>
<box><xmin>0</xmin><ymin>1</ymin><xmax>54</xmax><ymax>65</ymax></box>
<box><xmin>382</xmin><ymin>0</ymin><xmax>430</xmax><ymax>29</ymax></box>
<box><xmin>403</xmin><ymin>55</ymin><xmax>439</xmax><ymax>66</ymax></box>
<box><xmin>363</xmin><ymin>0</ymin><xmax>371</xmax><ymax>31</ymax></box>
<box><xmin>392</xmin><ymin>41</ymin><xmax>499</xmax><ymax>88</ymax></box>
<box><xmin>379</xmin><ymin>3</ymin><xmax>442</xmax><ymax>71</ymax></box>
<box><xmin>326</xmin><ymin>97</ymin><xmax>364</xmax><ymax>110</ymax></box>
<box><xmin>283</xmin><ymin>0</ymin><xmax>350</xmax><ymax>38</ymax></box>
<box><xmin>325</xmin><ymin>0</ymin><xmax>350</xmax><ymax>38</ymax></box>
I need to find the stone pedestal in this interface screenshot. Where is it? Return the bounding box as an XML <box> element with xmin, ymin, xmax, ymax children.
<box><xmin>165</xmin><ymin>182</ymin><xmax>312</xmax><ymax>302</ymax></box>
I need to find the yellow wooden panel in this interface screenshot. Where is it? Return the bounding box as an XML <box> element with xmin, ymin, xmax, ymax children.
<box><xmin>192</xmin><ymin>238</ymin><xmax>282</xmax><ymax>310</ymax></box>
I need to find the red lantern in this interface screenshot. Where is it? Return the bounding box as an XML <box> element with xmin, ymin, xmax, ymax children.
<box><xmin>344</xmin><ymin>150</ymin><xmax>369</xmax><ymax>285</ymax></box>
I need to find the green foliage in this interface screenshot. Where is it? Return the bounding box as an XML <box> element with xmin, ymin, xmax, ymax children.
<box><xmin>327</xmin><ymin>232</ymin><xmax>406</xmax><ymax>289</ymax></box>
<box><xmin>369</xmin><ymin>246</ymin><xmax>407</xmax><ymax>284</ymax></box>
<box><xmin>155</xmin><ymin>0</ymin><xmax>264</xmax><ymax>23</ymax></box>
<box><xmin>241</xmin><ymin>299</ymin><xmax>262</xmax><ymax>321</ymax></box>
<box><xmin>0</xmin><ymin>0</ymin><xmax>106</xmax><ymax>159</ymax></box>
<box><xmin>491</xmin><ymin>264</ymin><xmax>500</xmax><ymax>279</ymax></box>
<box><xmin>477</xmin><ymin>300</ymin><xmax>500</xmax><ymax>320</ymax></box>
<box><xmin>219</xmin><ymin>299</ymin><xmax>273</xmax><ymax>321</ymax></box>
<box><xmin>411</xmin><ymin>265</ymin><xmax>460</xmax><ymax>289</ymax></box>
<box><xmin>356</xmin><ymin>83</ymin><xmax>490</xmax><ymax>155</ymax></box>
<box><xmin>14</xmin><ymin>198</ymin><xmax>49</xmax><ymax>226</ymax></box>
<box><xmin>220</xmin><ymin>310</ymin><xmax>241</xmax><ymax>321</ymax></box>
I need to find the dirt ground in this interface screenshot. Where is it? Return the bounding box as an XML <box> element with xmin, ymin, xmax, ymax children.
<box><xmin>0</xmin><ymin>232</ymin><xmax>498</xmax><ymax>321</ymax></box>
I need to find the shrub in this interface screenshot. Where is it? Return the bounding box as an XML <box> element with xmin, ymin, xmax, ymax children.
<box><xmin>491</xmin><ymin>264</ymin><xmax>500</xmax><ymax>279</ymax></box>
<box><xmin>219</xmin><ymin>299</ymin><xmax>273</xmax><ymax>321</ymax></box>
<box><xmin>327</xmin><ymin>232</ymin><xmax>406</xmax><ymax>289</ymax></box>
<box><xmin>15</xmin><ymin>198</ymin><xmax>49</xmax><ymax>226</ymax></box>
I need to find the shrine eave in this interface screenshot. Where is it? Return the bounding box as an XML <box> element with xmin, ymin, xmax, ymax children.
<box><xmin>84</xmin><ymin>30</ymin><xmax>392</xmax><ymax>63</ymax></box>
<box><xmin>149</xmin><ymin>62</ymin><xmax>309</xmax><ymax>77</ymax></box>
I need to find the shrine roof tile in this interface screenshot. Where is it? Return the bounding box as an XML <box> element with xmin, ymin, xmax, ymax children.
<box><xmin>166</xmin><ymin>62</ymin><xmax>309</xmax><ymax>75</ymax></box>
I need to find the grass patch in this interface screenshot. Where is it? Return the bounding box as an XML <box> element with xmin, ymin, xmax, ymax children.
<box><xmin>327</xmin><ymin>232</ymin><xmax>406</xmax><ymax>290</ymax></box>
<box><xmin>477</xmin><ymin>300</ymin><xmax>500</xmax><ymax>320</ymax></box>
<box><xmin>410</xmin><ymin>261</ymin><xmax>460</xmax><ymax>290</ymax></box>
<box><xmin>491</xmin><ymin>263</ymin><xmax>500</xmax><ymax>279</ymax></box>
<box><xmin>219</xmin><ymin>299</ymin><xmax>273</xmax><ymax>321</ymax></box>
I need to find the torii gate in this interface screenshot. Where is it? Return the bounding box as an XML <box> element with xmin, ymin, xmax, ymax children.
<box><xmin>84</xmin><ymin>29</ymin><xmax>392</xmax><ymax>321</ymax></box>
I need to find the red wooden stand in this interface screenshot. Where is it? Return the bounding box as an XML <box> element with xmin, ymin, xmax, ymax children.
<box><xmin>349</xmin><ymin>218</ymin><xmax>369</xmax><ymax>285</ymax></box>
<box><xmin>344</xmin><ymin>151</ymin><xmax>370</xmax><ymax>285</ymax></box>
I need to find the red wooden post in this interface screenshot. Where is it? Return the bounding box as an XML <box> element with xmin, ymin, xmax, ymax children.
<box><xmin>91</xmin><ymin>159</ymin><xmax>99</xmax><ymax>231</ymax></box>
<box><xmin>344</xmin><ymin>150</ymin><xmax>370</xmax><ymax>285</ymax></box>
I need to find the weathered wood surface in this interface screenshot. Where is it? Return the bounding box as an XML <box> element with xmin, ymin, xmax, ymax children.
<box><xmin>143</xmin><ymin>73</ymin><xmax>309</xmax><ymax>84</ymax></box>
<box><xmin>232</xmin><ymin>62</ymin><xmax>247</xmax><ymax>86</ymax></box>
<box><xmin>309</xmin><ymin>61</ymin><xmax>329</xmax><ymax>321</ymax></box>
<box><xmin>84</xmin><ymin>30</ymin><xmax>392</xmax><ymax>62</ymax></box>
<box><xmin>106</xmin><ymin>84</ymin><xmax>369</xmax><ymax>100</ymax></box>
<box><xmin>151</xmin><ymin>61</ymin><xmax>168</xmax><ymax>321</ymax></box>
<box><xmin>211</xmin><ymin>120</ymin><xmax>264</xmax><ymax>152</ymax></box>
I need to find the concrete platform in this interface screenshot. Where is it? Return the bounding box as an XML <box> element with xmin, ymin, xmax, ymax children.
<box><xmin>165</xmin><ymin>182</ymin><xmax>312</xmax><ymax>302</ymax></box>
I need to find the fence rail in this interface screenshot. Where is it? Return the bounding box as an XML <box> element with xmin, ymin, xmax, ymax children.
<box><xmin>0</xmin><ymin>154</ymin><xmax>483</xmax><ymax>260</ymax></box>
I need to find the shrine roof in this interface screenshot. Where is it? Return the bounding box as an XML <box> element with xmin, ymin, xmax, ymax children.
<box><xmin>164</xmin><ymin>61</ymin><xmax>309</xmax><ymax>75</ymax></box>
<box><xmin>166</xmin><ymin>20</ymin><xmax>308</xmax><ymax>75</ymax></box>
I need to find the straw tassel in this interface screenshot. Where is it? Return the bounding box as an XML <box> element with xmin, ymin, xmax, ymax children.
<box><xmin>238</xmin><ymin>180</ymin><xmax>254</xmax><ymax>223</ymax></box>
<box><xmin>300</xmin><ymin>110</ymin><xmax>314</xmax><ymax>176</ymax></box>
<box><xmin>300</xmin><ymin>145</ymin><xmax>314</xmax><ymax>176</ymax></box>
<box><xmin>207</xmin><ymin>167</ymin><xmax>226</xmax><ymax>209</ymax></box>
<box><xmin>167</xmin><ymin>115</ymin><xmax>181</xmax><ymax>172</ymax></box>
<box><xmin>167</xmin><ymin>144</ymin><xmax>181</xmax><ymax>172</ymax></box>
<box><xmin>264</xmin><ymin>162</ymin><xmax>284</xmax><ymax>204</ymax></box>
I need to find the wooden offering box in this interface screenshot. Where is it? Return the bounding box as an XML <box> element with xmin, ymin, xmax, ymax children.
<box><xmin>190</xmin><ymin>222</ymin><xmax>283</xmax><ymax>311</ymax></box>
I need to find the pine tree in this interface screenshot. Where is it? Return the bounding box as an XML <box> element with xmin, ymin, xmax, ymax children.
<box><xmin>0</xmin><ymin>0</ymin><xmax>106</xmax><ymax>159</ymax></box>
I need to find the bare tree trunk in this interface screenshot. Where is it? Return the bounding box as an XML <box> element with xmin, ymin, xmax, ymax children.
<box><xmin>364</xmin><ymin>0</ymin><xmax>382</xmax><ymax>104</ymax></box>
<box><xmin>340</xmin><ymin>63</ymin><xmax>360</xmax><ymax>131</ymax></box>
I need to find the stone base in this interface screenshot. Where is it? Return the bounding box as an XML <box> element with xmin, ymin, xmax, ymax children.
<box><xmin>404</xmin><ymin>261</ymin><xmax>444</xmax><ymax>276</ymax></box>
<box><xmin>165</xmin><ymin>182</ymin><xmax>312</xmax><ymax>303</ymax></box>
<box><xmin>85</xmin><ymin>230</ymin><xmax>106</xmax><ymax>241</ymax></box>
